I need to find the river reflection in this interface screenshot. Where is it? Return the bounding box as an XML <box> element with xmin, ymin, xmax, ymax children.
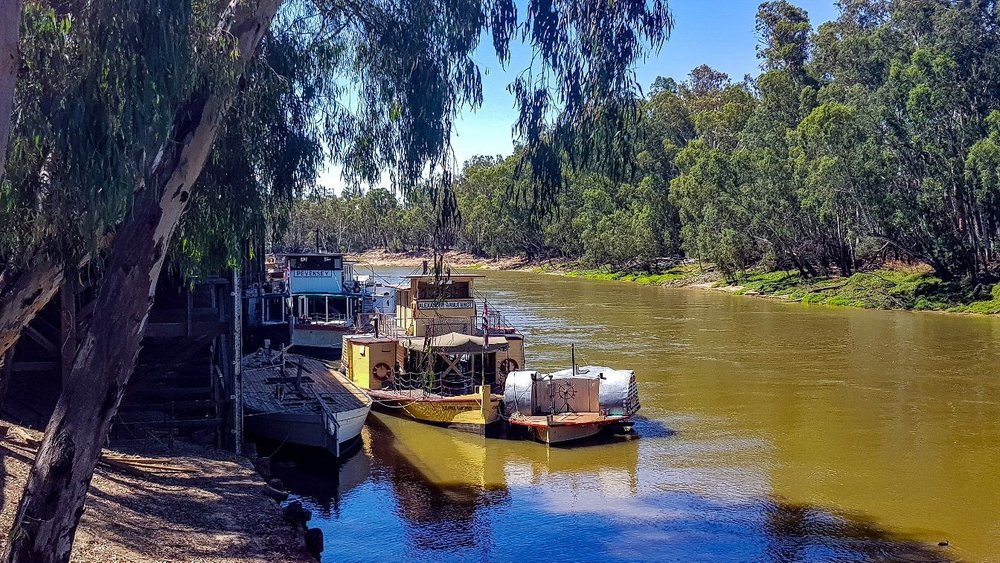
<box><xmin>274</xmin><ymin>411</ymin><xmax>950</xmax><ymax>562</ymax></box>
<box><xmin>268</xmin><ymin>268</ymin><xmax>994</xmax><ymax>562</ymax></box>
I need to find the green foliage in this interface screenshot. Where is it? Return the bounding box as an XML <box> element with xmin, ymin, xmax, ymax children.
<box><xmin>273</xmin><ymin>0</ymin><xmax>1000</xmax><ymax>323</ymax></box>
<box><xmin>2</xmin><ymin>0</ymin><xmax>213</xmax><ymax>266</ymax></box>
<box><xmin>738</xmin><ymin>271</ymin><xmax>804</xmax><ymax>294</ymax></box>
<box><xmin>566</xmin><ymin>263</ymin><xmax>698</xmax><ymax>285</ymax></box>
<box><xmin>174</xmin><ymin>11</ymin><xmax>338</xmax><ymax>275</ymax></box>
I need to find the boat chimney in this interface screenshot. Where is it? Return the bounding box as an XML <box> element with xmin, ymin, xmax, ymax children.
<box><xmin>571</xmin><ymin>343</ymin><xmax>576</xmax><ymax>375</ymax></box>
<box><xmin>374</xmin><ymin>315</ymin><xmax>380</xmax><ymax>338</ymax></box>
<box><xmin>421</xmin><ymin>260</ymin><xmax>428</xmax><ymax>275</ymax></box>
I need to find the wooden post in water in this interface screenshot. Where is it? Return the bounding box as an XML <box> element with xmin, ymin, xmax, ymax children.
<box><xmin>232</xmin><ymin>267</ymin><xmax>242</xmax><ymax>455</ymax></box>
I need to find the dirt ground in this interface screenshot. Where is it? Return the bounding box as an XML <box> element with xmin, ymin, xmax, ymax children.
<box><xmin>348</xmin><ymin>248</ymin><xmax>566</xmax><ymax>271</ymax></box>
<box><xmin>0</xmin><ymin>425</ymin><xmax>311</xmax><ymax>563</ymax></box>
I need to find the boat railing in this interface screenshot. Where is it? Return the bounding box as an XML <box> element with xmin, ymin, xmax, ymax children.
<box><xmin>308</xmin><ymin>387</ymin><xmax>342</xmax><ymax>456</ymax></box>
<box><xmin>388</xmin><ymin>369</ymin><xmax>488</xmax><ymax>397</ymax></box>
<box><xmin>473</xmin><ymin>290</ymin><xmax>516</xmax><ymax>334</ymax></box>
<box><xmin>372</xmin><ymin>311</ymin><xmax>407</xmax><ymax>338</ymax></box>
<box><xmin>297</xmin><ymin>311</ymin><xmax>351</xmax><ymax>323</ymax></box>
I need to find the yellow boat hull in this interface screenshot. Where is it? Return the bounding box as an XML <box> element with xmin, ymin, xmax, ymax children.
<box><xmin>367</xmin><ymin>386</ymin><xmax>501</xmax><ymax>433</ymax></box>
<box><xmin>398</xmin><ymin>397</ymin><xmax>501</xmax><ymax>427</ymax></box>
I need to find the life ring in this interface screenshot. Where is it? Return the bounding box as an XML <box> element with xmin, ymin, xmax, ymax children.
<box><xmin>498</xmin><ymin>358</ymin><xmax>519</xmax><ymax>376</ymax></box>
<box><xmin>372</xmin><ymin>362</ymin><xmax>393</xmax><ymax>382</ymax></box>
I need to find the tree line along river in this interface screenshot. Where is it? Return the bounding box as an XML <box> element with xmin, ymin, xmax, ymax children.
<box><xmin>271</xmin><ymin>268</ymin><xmax>999</xmax><ymax>562</ymax></box>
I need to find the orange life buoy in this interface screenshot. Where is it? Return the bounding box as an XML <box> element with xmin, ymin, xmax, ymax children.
<box><xmin>372</xmin><ymin>362</ymin><xmax>393</xmax><ymax>382</ymax></box>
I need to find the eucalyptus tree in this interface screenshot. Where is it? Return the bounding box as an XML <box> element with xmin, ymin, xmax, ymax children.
<box><xmin>0</xmin><ymin>0</ymin><xmax>204</xmax><ymax>361</ymax></box>
<box><xmin>810</xmin><ymin>0</ymin><xmax>1000</xmax><ymax>281</ymax></box>
<box><xmin>0</xmin><ymin>0</ymin><xmax>674</xmax><ymax>560</ymax></box>
<box><xmin>669</xmin><ymin>68</ymin><xmax>756</xmax><ymax>275</ymax></box>
<box><xmin>737</xmin><ymin>0</ymin><xmax>823</xmax><ymax>275</ymax></box>
<box><xmin>966</xmin><ymin>111</ymin><xmax>1000</xmax><ymax>251</ymax></box>
<box><xmin>0</xmin><ymin>0</ymin><xmax>21</xmax><ymax>183</ymax></box>
<box><xmin>879</xmin><ymin>0</ymin><xmax>1000</xmax><ymax>282</ymax></box>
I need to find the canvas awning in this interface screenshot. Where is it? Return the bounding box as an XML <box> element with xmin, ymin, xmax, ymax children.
<box><xmin>399</xmin><ymin>332</ymin><xmax>509</xmax><ymax>354</ymax></box>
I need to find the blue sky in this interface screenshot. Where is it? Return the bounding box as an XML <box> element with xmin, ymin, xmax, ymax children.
<box><xmin>319</xmin><ymin>0</ymin><xmax>840</xmax><ymax>192</ymax></box>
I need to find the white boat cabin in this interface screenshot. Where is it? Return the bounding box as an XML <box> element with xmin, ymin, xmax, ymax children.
<box><xmin>282</xmin><ymin>253</ymin><xmax>363</xmax><ymax>352</ymax></box>
<box><xmin>286</xmin><ymin>253</ymin><xmax>359</xmax><ymax>318</ymax></box>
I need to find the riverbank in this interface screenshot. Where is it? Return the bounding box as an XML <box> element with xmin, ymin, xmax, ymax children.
<box><xmin>349</xmin><ymin>249</ymin><xmax>564</xmax><ymax>271</ymax></box>
<box><xmin>0</xmin><ymin>424</ymin><xmax>311</xmax><ymax>562</ymax></box>
<box><xmin>349</xmin><ymin>250</ymin><xmax>1000</xmax><ymax>315</ymax></box>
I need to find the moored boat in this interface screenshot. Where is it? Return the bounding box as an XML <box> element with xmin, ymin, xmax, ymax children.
<box><xmin>242</xmin><ymin>348</ymin><xmax>372</xmax><ymax>457</ymax></box>
<box><xmin>340</xmin><ymin>273</ymin><xmax>525</xmax><ymax>433</ymax></box>
<box><xmin>342</xmin><ymin>332</ymin><xmax>515</xmax><ymax>432</ymax></box>
<box><xmin>282</xmin><ymin>252</ymin><xmax>367</xmax><ymax>357</ymax></box>
<box><xmin>502</xmin><ymin>365</ymin><xmax>640</xmax><ymax>445</ymax></box>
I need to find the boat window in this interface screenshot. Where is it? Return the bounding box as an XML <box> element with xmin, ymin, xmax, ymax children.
<box><xmin>293</xmin><ymin>295</ymin><xmax>351</xmax><ymax>323</ymax></box>
<box><xmin>416</xmin><ymin>281</ymin><xmax>470</xmax><ymax>300</ymax></box>
<box><xmin>287</xmin><ymin>255</ymin><xmax>343</xmax><ymax>271</ymax></box>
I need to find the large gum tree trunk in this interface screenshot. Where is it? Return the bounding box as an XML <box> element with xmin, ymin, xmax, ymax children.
<box><xmin>1</xmin><ymin>1</ymin><xmax>280</xmax><ymax>560</ymax></box>
<box><xmin>0</xmin><ymin>0</ymin><xmax>21</xmax><ymax>181</ymax></box>
<box><xmin>0</xmin><ymin>261</ymin><xmax>64</xmax><ymax>360</ymax></box>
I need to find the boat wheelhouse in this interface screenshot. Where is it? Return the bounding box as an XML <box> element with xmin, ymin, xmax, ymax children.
<box><xmin>283</xmin><ymin>253</ymin><xmax>364</xmax><ymax>356</ymax></box>
<box><xmin>341</xmin><ymin>273</ymin><xmax>525</xmax><ymax>433</ymax></box>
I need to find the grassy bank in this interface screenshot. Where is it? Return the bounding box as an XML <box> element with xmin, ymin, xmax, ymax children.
<box><xmin>566</xmin><ymin>262</ymin><xmax>1000</xmax><ymax>315</ymax></box>
<box><xmin>721</xmin><ymin>266</ymin><xmax>1000</xmax><ymax>314</ymax></box>
<box><xmin>557</xmin><ymin>262</ymin><xmax>709</xmax><ymax>286</ymax></box>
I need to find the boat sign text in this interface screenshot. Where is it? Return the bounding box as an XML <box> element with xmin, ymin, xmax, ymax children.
<box><xmin>417</xmin><ymin>300</ymin><xmax>474</xmax><ymax>310</ymax></box>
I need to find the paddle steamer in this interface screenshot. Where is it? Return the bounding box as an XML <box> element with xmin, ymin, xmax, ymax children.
<box><xmin>340</xmin><ymin>273</ymin><xmax>524</xmax><ymax>433</ymax></box>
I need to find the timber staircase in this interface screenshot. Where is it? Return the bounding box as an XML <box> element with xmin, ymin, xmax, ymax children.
<box><xmin>111</xmin><ymin>278</ymin><xmax>235</xmax><ymax>448</ymax></box>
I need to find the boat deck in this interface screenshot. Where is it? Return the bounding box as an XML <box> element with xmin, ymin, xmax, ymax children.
<box><xmin>509</xmin><ymin>413</ymin><xmax>624</xmax><ymax>428</ymax></box>
<box><xmin>243</xmin><ymin>353</ymin><xmax>369</xmax><ymax>415</ymax></box>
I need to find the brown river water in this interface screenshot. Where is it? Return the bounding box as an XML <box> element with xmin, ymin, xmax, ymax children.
<box><xmin>271</xmin><ymin>268</ymin><xmax>1000</xmax><ymax>562</ymax></box>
